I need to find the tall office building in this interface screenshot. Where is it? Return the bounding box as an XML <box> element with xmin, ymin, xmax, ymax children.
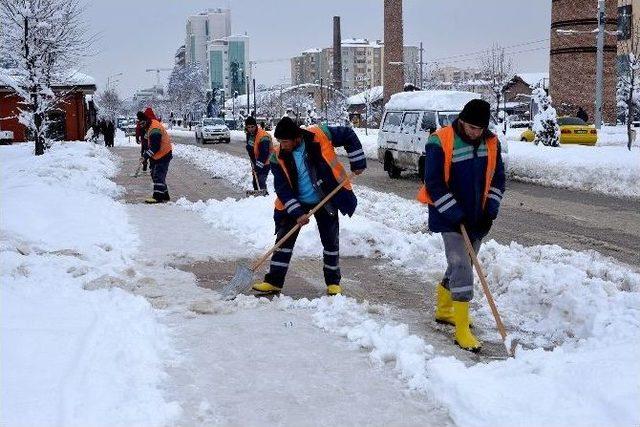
<box><xmin>185</xmin><ymin>8</ymin><xmax>232</xmax><ymax>75</ymax></box>
<box><xmin>208</xmin><ymin>34</ymin><xmax>250</xmax><ymax>97</ymax></box>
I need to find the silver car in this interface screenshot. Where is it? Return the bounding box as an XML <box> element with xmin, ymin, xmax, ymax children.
<box><xmin>195</xmin><ymin>117</ymin><xmax>231</xmax><ymax>144</ymax></box>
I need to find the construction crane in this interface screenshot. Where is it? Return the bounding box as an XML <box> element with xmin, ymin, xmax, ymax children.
<box><xmin>145</xmin><ymin>68</ymin><xmax>172</xmax><ymax>89</ymax></box>
<box><xmin>248</xmin><ymin>57</ymin><xmax>290</xmax><ymax>80</ymax></box>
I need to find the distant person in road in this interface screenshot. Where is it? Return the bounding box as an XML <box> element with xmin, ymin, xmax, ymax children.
<box><xmin>135</xmin><ymin>111</ymin><xmax>149</xmax><ymax>172</ymax></box>
<box><xmin>576</xmin><ymin>106</ymin><xmax>589</xmax><ymax>123</ymax></box>
<box><xmin>252</xmin><ymin>117</ymin><xmax>366</xmax><ymax>296</ymax></box>
<box><xmin>140</xmin><ymin>107</ymin><xmax>173</xmax><ymax>203</ymax></box>
<box><xmin>102</xmin><ymin>119</ymin><xmax>115</xmax><ymax>147</ymax></box>
<box><xmin>418</xmin><ymin>99</ymin><xmax>506</xmax><ymax>352</ymax></box>
<box><xmin>244</xmin><ymin>116</ymin><xmax>272</xmax><ymax>191</ymax></box>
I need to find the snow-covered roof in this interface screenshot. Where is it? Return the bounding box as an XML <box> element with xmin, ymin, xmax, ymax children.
<box><xmin>515</xmin><ymin>72</ymin><xmax>548</xmax><ymax>88</ymax></box>
<box><xmin>347</xmin><ymin>86</ymin><xmax>383</xmax><ymax>105</ymax></box>
<box><xmin>341</xmin><ymin>38</ymin><xmax>382</xmax><ymax>48</ymax></box>
<box><xmin>0</xmin><ymin>68</ymin><xmax>96</xmax><ymax>89</ymax></box>
<box><xmin>302</xmin><ymin>48</ymin><xmax>322</xmax><ymax>54</ymax></box>
<box><xmin>385</xmin><ymin>90</ymin><xmax>479</xmax><ymax>111</ymax></box>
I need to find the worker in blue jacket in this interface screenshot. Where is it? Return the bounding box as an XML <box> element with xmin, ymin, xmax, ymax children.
<box><xmin>253</xmin><ymin>117</ymin><xmax>366</xmax><ymax>296</ymax></box>
<box><xmin>420</xmin><ymin>99</ymin><xmax>506</xmax><ymax>352</ymax></box>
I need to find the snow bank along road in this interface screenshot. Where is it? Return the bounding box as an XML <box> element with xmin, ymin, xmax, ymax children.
<box><xmin>3</xmin><ymin>141</ymin><xmax>639</xmax><ymax>426</ymax></box>
<box><xmin>170</xmin><ymin>131</ymin><xmax>640</xmax><ymax>267</ymax></box>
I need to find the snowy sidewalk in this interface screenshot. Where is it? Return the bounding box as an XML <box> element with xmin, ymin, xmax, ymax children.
<box><xmin>111</xmin><ymin>147</ymin><xmax>453</xmax><ymax>425</ymax></box>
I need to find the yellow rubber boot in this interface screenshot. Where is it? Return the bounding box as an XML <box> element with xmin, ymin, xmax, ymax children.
<box><xmin>434</xmin><ymin>283</ymin><xmax>455</xmax><ymax>325</ymax></box>
<box><xmin>326</xmin><ymin>284</ymin><xmax>342</xmax><ymax>296</ymax></box>
<box><xmin>452</xmin><ymin>301</ymin><xmax>481</xmax><ymax>352</ymax></box>
<box><xmin>252</xmin><ymin>282</ymin><xmax>282</xmax><ymax>294</ymax></box>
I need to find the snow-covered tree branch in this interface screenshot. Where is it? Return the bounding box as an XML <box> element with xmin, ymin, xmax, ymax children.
<box><xmin>166</xmin><ymin>62</ymin><xmax>207</xmax><ymax>121</ymax></box>
<box><xmin>617</xmin><ymin>21</ymin><xmax>640</xmax><ymax>151</ymax></box>
<box><xmin>0</xmin><ymin>0</ymin><xmax>93</xmax><ymax>155</ymax></box>
<box><xmin>480</xmin><ymin>43</ymin><xmax>512</xmax><ymax>118</ymax></box>
<box><xmin>532</xmin><ymin>85</ymin><xmax>559</xmax><ymax>147</ymax></box>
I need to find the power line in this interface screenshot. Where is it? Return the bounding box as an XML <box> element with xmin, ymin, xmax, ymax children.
<box><xmin>426</xmin><ymin>45</ymin><xmax>549</xmax><ymax>66</ymax></box>
<box><xmin>426</xmin><ymin>38</ymin><xmax>550</xmax><ymax>63</ymax></box>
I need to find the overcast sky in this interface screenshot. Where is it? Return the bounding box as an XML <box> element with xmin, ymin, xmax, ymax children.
<box><xmin>83</xmin><ymin>0</ymin><xmax>552</xmax><ymax>97</ymax></box>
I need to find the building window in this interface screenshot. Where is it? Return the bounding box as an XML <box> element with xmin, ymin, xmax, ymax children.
<box><xmin>205</xmin><ymin>20</ymin><xmax>209</xmax><ymax>37</ymax></box>
<box><xmin>618</xmin><ymin>5</ymin><xmax>632</xmax><ymax>41</ymax></box>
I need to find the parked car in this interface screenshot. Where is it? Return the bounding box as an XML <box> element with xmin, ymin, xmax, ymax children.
<box><xmin>195</xmin><ymin>117</ymin><xmax>231</xmax><ymax>144</ymax></box>
<box><xmin>377</xmin><ymin>90</ymin><xmax>509</xmax><ymax>178</ymax></box>
<box><xmin>520</xmin><ymin>116</ymin><xmax>597</xmax><ymax>146</ymax></box>
<box><xmin>0</xmin><ymin>130</ymin><xmax>14</xmax><ymax>145</ymax></box>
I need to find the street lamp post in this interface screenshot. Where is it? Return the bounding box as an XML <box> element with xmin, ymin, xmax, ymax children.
<box><xmin>106</xmin><ymin>72</ymin><xmax>123</xmax><ymax>90</ymax></box>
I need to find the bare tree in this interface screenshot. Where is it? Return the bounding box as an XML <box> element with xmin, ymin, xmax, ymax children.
<box><xmin>0</xmin><ymin>0</ymin><xmax>92</xmax><ymax>155</ymax></box>
<box><xmin>95</xmin><ymin>88</ymin><xmax>123</xmax><ymax>122</ymax></box>
<box><xmin>283</xmin><ymin>91</ymin><xmax>313</xmax><ymax>123</ymax></box>
<box><xmin>480</xmin><ymin>43</ymin><xmax>513</xmax><ymax>118</ymax></box>
<box><xmin>618</xmin><ymin>22</ymin><xmax>640</xmax><ymax>151</ymax></box>
<box><xmin>166</xmin><ymin>62</ymin><xmax>207</xmax><ymax>121</ymax></box>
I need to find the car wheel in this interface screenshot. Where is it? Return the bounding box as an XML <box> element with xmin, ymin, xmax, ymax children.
<box><xmin>418</xmin><ymin>156</ymin><xmax>425</xmax><ymax>181</ymax></box>
<box><xmin>224</xmin><ymin>138</ymin><xmax>230</xmax><ymax>144</ymax></box>
<box><xmin>385</xmin><ymin>152</ymin><xmax>401</xmax><ymax>179</ymax></box>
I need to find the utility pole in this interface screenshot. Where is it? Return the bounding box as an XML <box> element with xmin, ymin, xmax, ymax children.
<box><xmin>246</xmin><ymin>77</ymin><xmax>250</xmax><ymax>116</ymax></box>
<box><xmin>594</xmin><ymin>0</ymin><xmax>605</xmax><ymax>129</ymax></box>
<box><xmin>253</xmin><ymin>78</ymin><xmax>257</xmax><ymax>117</ymax></box>
<box><xmin>320</xmin><ymin>77</ymin><xmax>324</xmax><ymax>122</ymax></box>
<box><xmin>419</xmin><ymin>42</ymin><xmax>424</xmax><ymax>90</ymax></box>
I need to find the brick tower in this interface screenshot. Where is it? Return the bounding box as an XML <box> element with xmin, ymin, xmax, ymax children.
<box><xmin>383</xmin><ymin>0</ymin><xmax>404</xmax><ymax>104</ymax></box>
<box><xmin>549</xmin><ymin>0</ymin><xmax>617</xmax><ymax>123</ymax></box>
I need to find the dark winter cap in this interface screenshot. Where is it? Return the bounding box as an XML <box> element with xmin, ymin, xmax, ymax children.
<box><xmin>245</xmin><ymin>116</ymin><xmax>257</xmax><ymax>126</ymax></box>
<box><xmin>136</xmin><ymin>111</ymin><xmax>146</xmax><ymax>121</ymax></box>
<box><xmin>274</xmin><ymin>116</ymin><xmax>302</xmax><ymax>140</ymax></box>
<box><xmin>458</xmin><ymin>99</ymin><xmax>491</xmax><ymax>128</ymax></box>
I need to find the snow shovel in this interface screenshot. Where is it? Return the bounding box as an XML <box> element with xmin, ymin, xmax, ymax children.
<box><xmin>130</xmin><ymin>161</ymin><xmax>142</xmax><ymax>178</ymax></box>
<box><xmin>460</xmin><ymin>224</ymin><xmax>516</xmax><ymax>357</ymax></box>
<box><xmin>222</xmin><ymin>172</ymin><xmax>356</xmax><ymax>299</ymax></box>
<box><xmin>246</xmin><ymin>165</ymin><xmax>268</xmax><ymax>197</ymax></box>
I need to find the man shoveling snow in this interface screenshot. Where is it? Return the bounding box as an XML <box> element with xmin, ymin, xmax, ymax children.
<box><xmin>252</xmin><ymin>117</ymin><xmax>366</xmax><ymax>296</ymax></box>
<box><xmin>418</xmin><ymin>99</ymin><xmax>506</xmax><ymax>352</ymax></box>
<box><xmin>140</xmin><ymin>107</ymin><xmax>173</xmax><ymax>204</ymax></box>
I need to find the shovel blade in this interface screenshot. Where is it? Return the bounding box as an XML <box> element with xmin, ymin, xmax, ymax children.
<box><xmin>220</xmin><ymin>264</ymin><xmax>254</xmax><ymax>300</ymax></box>
<box><xmin>246</xmin><ymin>190</ymin><xmax>268</xmax><ymax>197</ymax></box>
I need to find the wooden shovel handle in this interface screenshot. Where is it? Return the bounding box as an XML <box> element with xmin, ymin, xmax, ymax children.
<box><xmin>251</xmin><ymin>172</ymin><xmax>355</xmax><ymax>271</ymax></box>
<box><xmin>460</xmin><ymin>224</ymin><xmax>511</xmax><ymax>354</ymax></box>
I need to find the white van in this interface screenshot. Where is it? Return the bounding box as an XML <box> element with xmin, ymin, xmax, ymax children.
<box><xmin>377</xmin><ymin>90</ymin><xmax>508</xmax><ymax>178</ymax></box>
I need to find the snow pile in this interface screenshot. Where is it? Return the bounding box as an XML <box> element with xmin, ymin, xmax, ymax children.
<box><xmin>598</xmin><ymin>125</ymin><xmax>639</xmax><ymax>147</ymax></box>
<box><xmin>173</xmin><ymin>145</ymin><xmax>640</xmax><ymax>426</ymax></box>
<box><xmin>507</xmin><ymin>140</ymin><xmax>640</xmax><ymax>198</ymax></box>
<box><xmin>167</xmin><ymin>128</ymin><xmax>196</xmax><ymax>138</ymax></box>
<box><xmin>341</xmin><ymin>128</ymin><xmax>379</xmax><ymax>160</ymax></box>
<box><xmin>0</xmin><ymin>142</ymin><xmax>180</xmax><ymax>426</ymax></box>
<box><xmin>172</xmin><ymin>143</ymin><xmax>262</xmax><ymax>191</ymax></box>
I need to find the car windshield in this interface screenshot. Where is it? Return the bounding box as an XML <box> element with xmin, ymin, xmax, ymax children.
<box><xmin>558</xmin><ymin>117</ymin><xmax>587</xmax><ymax>126</ymax></box>
<box><xmin>437</xmin><ymin>112</ymin><xmax>460</xmax><ymax>127</ymax></box>
<box><xmin>203</xmin><ymin>118</ymin><xmax>224</xmax><ymax>126</ymax></box>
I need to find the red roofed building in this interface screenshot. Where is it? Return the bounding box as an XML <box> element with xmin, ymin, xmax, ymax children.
<box><xmin>0</xmin><ymin>70</ymin><xmax>97</xmax><ymax>142</ymax></box>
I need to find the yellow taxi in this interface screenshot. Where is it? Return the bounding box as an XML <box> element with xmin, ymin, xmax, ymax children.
<box><xmin>520</xmin><ymin>116</ymin><xmax>598</xmax><ymax>146</ymax></box>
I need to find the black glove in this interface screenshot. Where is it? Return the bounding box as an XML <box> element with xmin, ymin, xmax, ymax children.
<box><xmin>478</xmin><ymin>215</ymin><xmax>493</xmax><ymax>235</ymax></box>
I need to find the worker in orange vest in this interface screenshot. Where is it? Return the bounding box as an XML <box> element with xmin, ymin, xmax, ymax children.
<box><xmin>252</xmin><ymin>117</ymin><xmax>366</xmax><ymax>296</ymax></box>
<box><xmin>418</xmin><ymin>99</ymin><xmax>506</xmax><ymax>352</ymax></box>
<box><xmin>245</xmin><ymin>116</ymin><xmax>272</xmax><ymax>191</ymax></box>
<box><xmin>140</xmin><ymin>107</ymin><xmax>173</xmax><ymax>204</ymax></box>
